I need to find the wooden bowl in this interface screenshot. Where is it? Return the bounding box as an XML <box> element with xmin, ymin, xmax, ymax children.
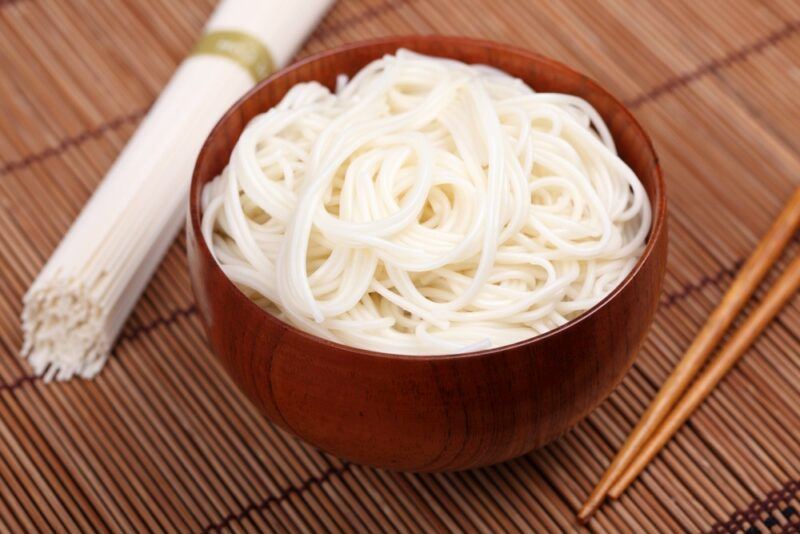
<box><xmin>187</xmin><ymin>36</ymin><xmax>667</xmax><ymax>472</ymax></box>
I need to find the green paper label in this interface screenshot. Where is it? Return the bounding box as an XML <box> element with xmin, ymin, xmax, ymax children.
<box><xmin>191</xmin><ymin>30</ymin><xmax>274</xmax><ymax>82</ymax></box>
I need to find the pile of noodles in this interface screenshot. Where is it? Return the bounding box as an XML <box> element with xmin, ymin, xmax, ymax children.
<box><xmin>201</xmin><ymin>49</ymin><xmax>651</xmax><ymax>354</ymax></box>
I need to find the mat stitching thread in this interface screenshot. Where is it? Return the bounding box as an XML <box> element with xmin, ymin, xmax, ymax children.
<box><xmin>117</xmin><ymin>304</ymin><xmax>197</xmax><ymax>343</ymax></box>
<box><xmin>0</xmin><ymin>108</ymin><xmax>147</xmax><ymax>178</ymax></box>
<box><xmin>199</xmin><ymin>462</ymin><xmax>352</xmax><ymax>532</ymax></box>
<box><xmin>625</xmin><ymin>19</ymin><xmax>800</xmax><ymax>109</ymax></box>
<box><xmin>0</xmin><ymin>374</ymin><xmax>37</xmax><ymax>393</ymax></box>
<box><xmin>2</xmin><ymin>18</ymin><xmax>797</xmax><ymax>179</ymax></box>
<box><xmin>0</xmin><ymin>303</ymin><xmax>196</xmax><ymax>392</ymax></box>
<box><xmin>661</xmin><ymin>260</ymin><xmax>744</xmax><ymax>309</ymax></box>
<box><xmin>712</xmin><ymin>479</ymin><xmax>799</xmax><ymax>532</ymax></box>
<box><xmin>662</xmin><ymin>235</ymin><xmax>800</xmax><ymax>310</ymax></box>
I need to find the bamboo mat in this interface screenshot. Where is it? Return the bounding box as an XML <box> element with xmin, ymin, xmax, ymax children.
<box><xmin>0</xmin><ymin>0</ymin><xmax>799</xmax><ymax>531</ymax></box>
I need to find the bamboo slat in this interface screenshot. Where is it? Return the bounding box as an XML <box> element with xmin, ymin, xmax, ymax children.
<box><xmin>0</xmin><ymin>0</ymin><xmax>798</xmax><ymax>532</ymax></box>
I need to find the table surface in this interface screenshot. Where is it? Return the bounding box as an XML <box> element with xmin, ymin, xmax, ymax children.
<box><xmin>0</xmin><ymin>0</ymin><xmax>799</xmax><ymax>532</ymax></box>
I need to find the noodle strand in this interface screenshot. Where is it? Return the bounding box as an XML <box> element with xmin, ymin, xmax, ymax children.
<box><xmin>201</xmin><ymin>49</ymin><xmax>652</xmax><ymax>355</ymax></box>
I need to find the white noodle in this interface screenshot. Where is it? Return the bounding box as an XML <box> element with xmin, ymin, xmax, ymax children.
<box><xmin>20</xmin><ymin>0</ymin><xmax>333</xmax><ymax>380</ymax></box>
<box><xmin>202</xmin><ymin>49</ymin><xmax>652</xmax><ymax>355</ymax></box>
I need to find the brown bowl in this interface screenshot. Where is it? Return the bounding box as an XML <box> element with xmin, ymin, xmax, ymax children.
<box><xmin>187</xmin><ymin>36</ymin><xmax>667</xmax><ymax>472</ymax></box>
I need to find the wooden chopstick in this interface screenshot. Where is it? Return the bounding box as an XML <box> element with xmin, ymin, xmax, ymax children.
<box><xmin>608</xmin><ymin>253</ymin><xmax>800</xmax><ymax>496</ymax></box>
<box><xmin>578</xmin><ymin>186</ymin><xmax>800</xmax><ymax>522</ymax></box>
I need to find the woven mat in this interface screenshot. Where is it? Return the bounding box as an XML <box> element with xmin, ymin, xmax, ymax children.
<box><xmin>1</xmin><ymin>0</ymin><xmax>799</xmax><ymax>531</ymax></box>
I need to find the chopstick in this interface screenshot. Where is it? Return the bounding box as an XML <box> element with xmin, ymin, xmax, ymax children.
<box><xmin>578</xmin><ymin>186</ymin><xmax>800</xmax><ymax>522</ymax></box>
<box><xmin>606</xmin><ymin>253</ymin><xmax>800</xmax><ymax>496</ymax></box>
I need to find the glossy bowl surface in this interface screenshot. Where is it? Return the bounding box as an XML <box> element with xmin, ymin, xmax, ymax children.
<box><xmin>187</xmin><ymin>36</ymin><xmax>668</xmax><ymax>472</ymax></box>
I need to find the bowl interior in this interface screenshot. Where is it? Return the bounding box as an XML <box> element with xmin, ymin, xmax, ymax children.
<box><xmin>189</xmin><ymin>35</ymin><xmax>665</xmax><ymax>360</ymax></box>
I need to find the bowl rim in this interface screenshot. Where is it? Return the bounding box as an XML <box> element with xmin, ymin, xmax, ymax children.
<box><xmin>189</xmin><ymin>34</ymin><xmax>667</xmax><ymax>362</ymax></box>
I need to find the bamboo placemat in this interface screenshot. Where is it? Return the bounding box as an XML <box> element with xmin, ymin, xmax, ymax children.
<box><xmin>1</xmin><ymin>0</ymin><xmax>799</xmax><ymax>531</ymax></box>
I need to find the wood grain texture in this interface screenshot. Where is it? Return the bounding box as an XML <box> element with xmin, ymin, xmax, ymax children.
<box><xmin>187</xmin><ymin>36</ymin><xmax>668</xmax><ymax>472</ymax></box>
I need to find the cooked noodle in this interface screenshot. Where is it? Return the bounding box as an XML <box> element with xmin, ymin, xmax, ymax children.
<box><xmin>201</xmin><ymin>49</ymin><xmax>651</xmax><ymax>354</ymax></box>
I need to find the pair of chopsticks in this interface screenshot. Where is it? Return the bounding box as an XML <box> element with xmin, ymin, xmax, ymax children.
<box><xmin>578</xmin><ymin>186</ymin><xmax>800</xmax><ymax>522</ymax></box>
